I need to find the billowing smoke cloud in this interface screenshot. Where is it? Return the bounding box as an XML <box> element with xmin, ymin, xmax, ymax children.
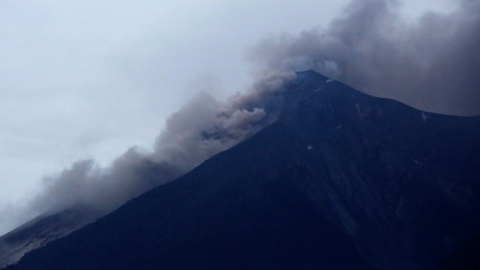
<box><xmin>2</xmin><ymin>71</ymin><xmax>294</xmax><ymax>229</ymax></box>
<box><xmin>248</xmin><ymin>0</ymin><xmax>480</xmax><ymax>116</ymax></box>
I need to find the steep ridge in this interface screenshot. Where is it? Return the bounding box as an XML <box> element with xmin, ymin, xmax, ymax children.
<box><xmin>7</xmin><ymin>71</ymin><xmax>480</xmax><ymax>269</ymax></box>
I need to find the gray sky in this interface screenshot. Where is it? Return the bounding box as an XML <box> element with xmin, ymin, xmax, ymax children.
<box><xmin>0</xmin><ymin>0</ymin><xmax>457</xmax><ymax>234</ymax></box>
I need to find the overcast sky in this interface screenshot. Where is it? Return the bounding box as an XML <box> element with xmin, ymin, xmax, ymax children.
<box><xmin>0</xmin><ymin>0</ymin><xmax>457</xmax><ymax>234</ymax></box>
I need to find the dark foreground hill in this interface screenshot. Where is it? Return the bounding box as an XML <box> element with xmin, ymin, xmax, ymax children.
<box><xmin>7</xmin><ymin>71</ymin><xmax>480</xmax><ymax>269</ymax></box>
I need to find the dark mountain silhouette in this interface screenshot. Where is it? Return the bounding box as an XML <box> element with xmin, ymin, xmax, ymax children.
<box><xmin>5</xmin><ymin>71</ymin><xmax>480</xmax><ymax>269</ymax></box>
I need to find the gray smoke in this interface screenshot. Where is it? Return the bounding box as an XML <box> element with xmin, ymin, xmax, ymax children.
<box><xmin>15</xmin><ymin>71</ymin><xmax>294</xmax><ymax>223</ymax></box>
<box><xmin>248</xmin><ymin>0</ymin><xmax>480</xmax><ymax>116</ymax></box>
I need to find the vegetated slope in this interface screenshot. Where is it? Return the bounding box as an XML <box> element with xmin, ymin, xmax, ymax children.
<box><xmin>8</xmin><ymin>71</ymin><xmax>480</xmax><ymax>270</ymax></box>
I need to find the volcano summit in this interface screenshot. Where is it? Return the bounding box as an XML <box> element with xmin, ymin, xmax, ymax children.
<box><xmin>4</xmin><ymin>71</ymin><xmax>480</xmax><ymax>269</ymax></box>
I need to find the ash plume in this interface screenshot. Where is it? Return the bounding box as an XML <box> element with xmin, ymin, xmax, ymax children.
<box><xmin>1</xmin><ymin>71</ymin><xmax>294</xmax><ymax>232</ymax></box>
<box><xmin>249</xmin><ymin>0</ymin><xmax>480</xmax><ymax>116</ymax></box>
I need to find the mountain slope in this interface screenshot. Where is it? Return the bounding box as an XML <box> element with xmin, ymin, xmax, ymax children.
<box><xmin>7</xmin><ymin>71</ymin><xmax>480</xmax><ymax>269</ymax></box>
<box><xmin>0</xmin><ymin>206</ymin><xmax>98</xmax><ymax>268</ymax></box>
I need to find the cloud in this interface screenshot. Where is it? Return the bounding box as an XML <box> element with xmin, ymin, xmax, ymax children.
<box><xmin>248</xmin><ymin>0</ymin><xmax>480</xmax><ymax>116</ymax></box>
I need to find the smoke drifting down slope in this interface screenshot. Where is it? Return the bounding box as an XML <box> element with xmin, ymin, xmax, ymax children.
<box><xmin>249</xmin><ymin>0</ymin><xmax>480</xmax><ymax>115</ymax></box>
<box><xmin>1</xmin><ymin>71</ymin><xmax>294</xmax><ymax>230</ymax></box>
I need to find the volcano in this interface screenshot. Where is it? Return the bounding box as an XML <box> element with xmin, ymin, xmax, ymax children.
<box><xmin>4</xmin><ymin>71</ymin><xmax>480</xmax><ymax>269</ymax></box>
